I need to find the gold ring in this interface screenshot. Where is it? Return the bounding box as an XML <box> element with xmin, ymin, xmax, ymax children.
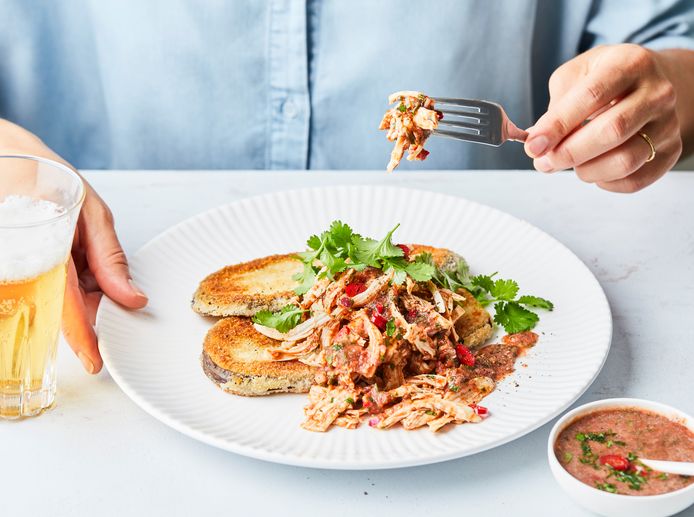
<box><xmin>638</xmin><ymin>131</ymin><xmax>656</xmax><ymax>163</ymax></box>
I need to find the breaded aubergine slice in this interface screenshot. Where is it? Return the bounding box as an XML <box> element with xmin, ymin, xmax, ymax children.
<box><xmin>192</xmin><ymin>254</ymin><xmax>303</xmax><ymax>317</ymax></box>
<box><xmin>202</xmin><ymin>316</ymin><xmax>316</xmax><ymax>396</ymax></box>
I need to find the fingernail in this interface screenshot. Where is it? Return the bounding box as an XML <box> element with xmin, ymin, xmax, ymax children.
<box><xmin>535</xmin><ymin>156</ymin><xmax>554</xmax><ymax>173</ymax></box>
<box><xmin>78</xmin><ymin>352</ymin><xmax>95</xmax><ymax>374</ymax></box>
<box><xmin>129</xmin><ymin>279</ymin><xmax>147</xmax><ymax>298</ymax></box>
<box><xmin>526</xmin><ymin>135</ymin><xmax>549</xmax><ymax>158</ymax></box>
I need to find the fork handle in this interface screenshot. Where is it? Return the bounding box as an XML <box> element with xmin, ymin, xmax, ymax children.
<box><xmin>505</xmin><ymin>120</ymin><xmax>528</xmax><ymax>143</ymax></box>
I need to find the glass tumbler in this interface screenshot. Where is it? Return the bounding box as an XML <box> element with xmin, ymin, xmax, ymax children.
<box><xmin>0</xmin><ymin>155</ymin><xmax>84</xmax><ymax>418</ymax></box>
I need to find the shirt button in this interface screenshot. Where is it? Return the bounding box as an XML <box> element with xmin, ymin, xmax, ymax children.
<box><xmin>282</xmin><ymin>100</ymin><xmax>298</xmax><ymax>119</ymax></box>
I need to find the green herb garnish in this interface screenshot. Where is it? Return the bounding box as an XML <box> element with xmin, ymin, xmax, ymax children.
<box><xmin>346</xmin><ymin>397</ymin><xmax>355</xmax><ymax>405</ymax></box>
<box><xmin>576</xmin><ymin>431</ymin><xmax>618</xmax><ymax>468</ymax></box>
<box><xmin>609</xmin><ymin>468</ymin><xmax>647</xmax><ymax>491</ymax></box>
<box><xmin>252</xmin><ymin>304</ymin><xmax>305</xmax><ymax>333</ymax></box>
<box><xmin>385</xmin><ymin>319</ymin><xmax>396</xmax><ymax>337</ymax></box>
<box><xmin>563</xmin><ymin>452</ymin><xmax>573</xmax><ymax>463</ymax></box>
<box><xmin>596</xmin><ymin>482</ymin><xmax>618</xmax><ymax>493</ymax></box>
<box><xmin>416</xmin><ymin>253</ymin><xmax>552</xmax><ymax>333</ymax></box>
<box><xmin>293</xmin><ymin>221</ymin><xmax>552</xmax><ymax>334</ymax></box>
<box><xmin>425</xmin><ymin>410</ymin><xmax>436</xmax><ymax>416</ymax></box>
<box><xmin>292</xmin><ymin>221</ymin><xmax>435</xmax><ymax>294</ymax></box>
<box><xmin>577</xmin><ymin>431</ymin><xmax>616</xmax><ymax>444</ymax></box>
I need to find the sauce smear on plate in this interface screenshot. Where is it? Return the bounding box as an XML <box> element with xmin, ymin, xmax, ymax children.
<box><xmin>554</xmin><ymin>408</ymin><xmax>694</xmax><ymax>496</ymax></box>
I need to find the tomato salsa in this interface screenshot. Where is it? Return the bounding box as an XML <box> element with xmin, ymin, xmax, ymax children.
<box><xmin>554</xmin><ymin>408</ymin><xmax>694</xmax><ymax>496</ymax></box>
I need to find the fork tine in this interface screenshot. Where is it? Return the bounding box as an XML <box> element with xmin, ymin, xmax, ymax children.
<box><xmin>432</xmin><ymin>129</ymin><xmax>496</xmax><ymax>145</ymax></box>
<box><xmin>438</xmin><ymin>119</ymin><xmax>488</xmax><ymax>131</ymax></box>
<box><xmin>438</xmin><ymin>107</ymin><xmax>488</xmax><ymax>118</ymax></box>
<box><xmin>433</xmin><ymin>98</ymin><xmax>494</xmax><ymax>113</ymax></box>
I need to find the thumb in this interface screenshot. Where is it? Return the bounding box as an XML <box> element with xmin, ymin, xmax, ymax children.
<box><xmin>83</xmin><ymin>208</ymin><xmax>148</xmax><ymax>309</ymax></box>
<box><xmin>62</xmin><ymin>258</ymin><xmax>102</xmax><ymax>374</ymax></box>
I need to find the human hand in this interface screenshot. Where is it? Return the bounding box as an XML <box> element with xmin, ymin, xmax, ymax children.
<box><xmin>0</xmin><ymin>119</ymin><xmax>148</xmax><ymax>373</ymax></box>
<box><xmin>63</xmin><ymin>183</ymin><xmax>148</xmax><ymax>374</ymax></box>
<box><xmin>525</xmin><ymin>44</ymin><xmax>683</xmax><ymax>193</ymax></box>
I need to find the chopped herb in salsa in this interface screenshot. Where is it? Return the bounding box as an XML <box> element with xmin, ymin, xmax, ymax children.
<box><xmin>608</xmin><ymin>466</ymin><xmax>647</xmax><ymax>491</ymax></box>
<box><xmin>596</xmin><ymin>482</ymin><xmax>618</xmax><ymax>493</ymax></box>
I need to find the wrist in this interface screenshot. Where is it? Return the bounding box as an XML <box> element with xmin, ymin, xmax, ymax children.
<box><xmin>0</xmin><ymin>118</ymin><xmax>77</xmax><ymax>171</ymax></box>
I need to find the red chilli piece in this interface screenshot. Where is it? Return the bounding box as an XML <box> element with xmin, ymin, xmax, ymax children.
<box><xmin>599</xmin><ymin>455</ymin><xmax>630</xmax><ymax>471</ymax></box>
<box><xmin>435</xmin><ymin>110</ymin><xmax>444</xmax><ymax>120</ymax></box>
<box><xmin>339</xmin><ymin>296</ymin><xmax>354</xmax><ymax>308</ymax></box>
<box><xmin>345</xmin><ymin>282</ymin><xmax>367</xmax><ymax>297</ymax></box>
<box><xmin>376</xmin><ymin>303</ymin><xmax>385</xmax><ymax>314</ymax></box>
<box><xmin>371</xmin><ymin>312</ymin><xmax>388</xmax><ymax>332</ymax></box>
<box><xmin>396</xmin><ymin>244</ymin><xmax>411</xmax><ymax>260</ymax></box>
<box><xmin>455</xmin><ymin>344</ymin><xmax>476</xmax><ymax>367</ymax></box>
<box><xmin>469</xmin><ymin>403</ymin><xmax>488</xmax><ymax>416</ymax></box>
<box><xmin>406</xmin><ymin>308</ymin><xmax>418</xmax><ymax>323</ymax></box>
<box><xmin>417</xmin><ymin>149</ymin><xmax>430</xmax><ymax>160</ymax></box>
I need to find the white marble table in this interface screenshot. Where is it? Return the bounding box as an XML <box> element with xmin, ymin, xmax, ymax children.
<box><xmin>3</xmin><ymin>171</ymin><xmax>693</xmax><ymax>517</ymax></box>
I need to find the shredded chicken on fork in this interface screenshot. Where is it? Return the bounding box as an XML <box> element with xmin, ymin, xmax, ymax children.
<box><xmin>379</xmin><ymin>91</ymin><xmax>442</xmax><ymax>172</ymax></box>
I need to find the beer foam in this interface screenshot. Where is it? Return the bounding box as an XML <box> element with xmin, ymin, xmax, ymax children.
<box><xmin>0</xmin><ymin>196</ymin><xmax>73</xmax><ymax>281</ymax></box>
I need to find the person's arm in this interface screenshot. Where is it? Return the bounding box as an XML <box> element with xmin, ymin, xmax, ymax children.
<box><xmin>0</xmin><ymin>119</ymin><xmax>147</xmax><ymax>373</ymax></box>
<box><xmin>524</xmin><ymin>44</ymin><xmax>692</xmax><ymax>193</ymax></box>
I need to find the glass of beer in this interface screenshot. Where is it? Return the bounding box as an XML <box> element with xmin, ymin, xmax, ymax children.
<box><xmin>0</xmin><ymin>155</ymin><xmax>84</xmax><ymax>419</ymax></box>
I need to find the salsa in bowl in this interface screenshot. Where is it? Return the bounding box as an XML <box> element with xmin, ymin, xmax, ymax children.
<box><xmin>548</xmin><ymin>398</ymin><xmax>694</xmax><ymax>517</ymax></box>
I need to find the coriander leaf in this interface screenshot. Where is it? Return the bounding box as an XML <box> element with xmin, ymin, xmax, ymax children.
<box><xmin>252</xmin><ymin>304</ymin><xmax>305</xmax><ymax>333</ymax></box>
<box><xmin>353</xmin><ymin>237</ymin><xmax>380</xmax><ymax>267</ymax></box>
<box><xmin>397</xmin><ymin>103</ymin><xmax>406</xmax><ymax>113</ymax></box>
<box><xmin>296</xmin><ymin>250</ymin><xmax>318</xmax><ymax>262</ymax></box>
<box><xmin>306</xmin><ymin>234</ymin><xmax>322</xmax><ymax>251</ymax></box>
<box><xmin>493</xmin><ymin>301</ymin><xmax>539</xmax><ymax>334</ymax></box>
<box><xmin>596</xmin><ymin>482</ymin><xmax>618</xmax><ymax>494</ymax></box>
<box><xmin>328</xmin><ymin>220</ymin><xmax>354</xmax><ymax>249</ymax></box>
<box><xmin>353</xmin><ymin>223</ymin><xmax>404</xmax><ymax>267</ymax></box>
<box><xmin>319</xmin><ymin>248</ymin><xmax>347</xmax><ymax>278</ymax></box>
<box><xmin>405</xmin><ymin>261</ymin><xmax>435</xmax><ymax>282</ymax></box>
<box><xmin>385</xmin><ymin>319</ymin><xmax>396</xmax><ymax>337</ymax></box>
<box><xmin>413</xmin><ymin>252</ymin><xmax>434</xmax><ymax>266</ymax></box>
<box><xmin>490</xmin><ymin>278</ymin><xmax>519</xmax><ymax>301</ymax></box>
<box><xmin>292</xmin><ymin>262</ymin><xmax>317</xmax><ymax>295</ymax></box>
<box><xmin>454</xmin><ymin>256</ymin><xmax>470</xmax><ymax>280</ymax></box>
<box><xmin>471</xmin><ymin>273</ymin><xmax>496</xmax><ymax>294</ymax></box>
<box><xmin>391</xmin><ymin>268</ymin><xmax>407</xmax><ymax>285</ymax></box>
<box><xmin>517</xmin><ymin>295</ymin><xmax>554</xmax><ymax>311</ymax></box>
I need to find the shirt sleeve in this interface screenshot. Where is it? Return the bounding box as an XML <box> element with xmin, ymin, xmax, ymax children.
<box><xmin>582</xmin><ymin>0</ymin><xmax>694</xmax><ymax>52</ymax></box>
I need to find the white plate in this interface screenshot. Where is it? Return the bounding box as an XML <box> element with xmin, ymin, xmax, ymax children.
<box><xmin>97</xmin><ymin>186</ymin><xmax>611</xmax><ymax>469</ymax></box>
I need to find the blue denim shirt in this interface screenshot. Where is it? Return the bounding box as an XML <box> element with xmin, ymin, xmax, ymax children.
<box><xmin>1</xmin><ymin>0</ymin><xmax>692</xmax><ymax>170</ymax></box>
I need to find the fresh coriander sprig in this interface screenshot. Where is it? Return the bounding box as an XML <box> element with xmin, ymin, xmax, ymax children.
<box><xmin>292</xmin><ymin>221</ymin><xmax>553</xmax><ymax>335</ymax></box>
<box><xmin>292</xmin><ymin>220</ymin><xmax>435</xmax><ymax>294</ymax></box>
<box><xmin>468</xmin><ymin>273</ymin><xmax>554</xmax><ymax>334</ymax></box>
<box><xmin>252</xmin><ymin>304</ymin><xmax>306</xmax><ymax>333</ymax></box>
<box><xmin>416</xmin><ymin>253</ymin><xmax>553</xmax><ymax>334</ymax></box>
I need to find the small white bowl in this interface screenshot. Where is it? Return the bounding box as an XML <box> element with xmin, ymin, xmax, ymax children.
<box><xmin>548</xmin><ymin>398</ymin><xmax>694</xmax><ymax>517</ymax></box>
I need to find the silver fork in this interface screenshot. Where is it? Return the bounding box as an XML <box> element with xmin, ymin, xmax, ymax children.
<box><xmin>432</xmin><ymin>97</ymin><xmax>528</xmax><ymax>146</ymax></box>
